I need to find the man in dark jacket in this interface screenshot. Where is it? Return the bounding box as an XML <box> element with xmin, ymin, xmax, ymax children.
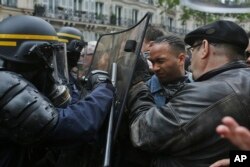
<box><xmin>127</xmin><ymin>20</ymin><xmax>250</xmax><ymax>167</ymax></box>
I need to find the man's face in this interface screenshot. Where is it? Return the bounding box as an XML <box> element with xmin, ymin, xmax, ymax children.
<box><xmin>148</xmin><ymin>43</ymin><xmax>184</xmax><ymax>83</ymax></box>
<box><xmin>189</xmin><ymin>42</ymin><xmax>203</xmax><ymax>80</ymax></box>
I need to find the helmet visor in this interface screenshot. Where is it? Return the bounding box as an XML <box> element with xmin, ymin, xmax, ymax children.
<box><xmin>53</xmin><ymin>43</ymin><xmax>69</xmax><ymax>84</ymax></box>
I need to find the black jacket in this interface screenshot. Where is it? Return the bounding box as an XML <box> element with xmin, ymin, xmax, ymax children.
<box><xmin>0</xmin><ymin>70</ymin><xmax>114</xmax><ymax>167</ymax></box>
<box><xmin>127</xmin><ymin>61</ymin><xmax>250</xmax><ymax>167</ymax></box>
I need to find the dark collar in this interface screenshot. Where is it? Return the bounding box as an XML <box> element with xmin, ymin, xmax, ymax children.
<box><xmin>195</xmin><ymin>61</ymin><xmax>248</xmax><ymax>82</ymax></box>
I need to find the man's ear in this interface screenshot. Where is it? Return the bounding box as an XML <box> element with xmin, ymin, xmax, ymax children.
<box><xmin>177</xmin><ymin>53</ymin><xmax>186</xmax><ymax>66</ymax></box>
<box><xmin>201</xmin><ymin>40</ymin><xmax>209</xmax><ymax>59</ymax></box>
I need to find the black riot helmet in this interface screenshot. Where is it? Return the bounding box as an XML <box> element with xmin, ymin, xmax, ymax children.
<box><xmin>57</xmin><ymin>27</ymin><xmax>86</xmax><ymax>69</ymax></box>
<box><xmin>0</xmin><ymin>15</ymin><xmax>71</xmax><ymax>108</ymax></box>
<box><xmin>0</xmin><ymin>15</ymin><xmax>58</xmax><ymax>64</ymax></box>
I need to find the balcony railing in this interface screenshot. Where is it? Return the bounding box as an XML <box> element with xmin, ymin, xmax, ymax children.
<box><xmin>38</xmin><ymin>7</ymin><xmax>136</xmax><ymax>28</ymax></box>
<box><xmin>34</xmin><ymin>5</ymin><xmax>190</xmax><ymax>36</ymax></box>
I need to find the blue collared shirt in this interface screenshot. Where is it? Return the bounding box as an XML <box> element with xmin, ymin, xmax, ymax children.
<box><xmin>147</xmin><ymin>72</ymin><xmax>193</xmax><ymax>107</ymax></box>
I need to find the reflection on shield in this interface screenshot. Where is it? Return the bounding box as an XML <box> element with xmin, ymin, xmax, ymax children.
<box><xmin>89</xmin><ymin>12</ymin><xmax>150</xmax><ymax>134</ymax></box>
<box><xmin>78</xmin><ymin>41</ymin><xmax>97</xmax><ymax>78</ymax></box>
<box><xmin>87</xmin><ymin>13</ymin><xmax>151</xmax><ymax>166</ymax></box>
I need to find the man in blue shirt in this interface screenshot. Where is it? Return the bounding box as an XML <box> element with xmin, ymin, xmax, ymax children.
<box><xmin>147</xmin><ymin>35</ymin><xmax>192</xmax><ymax>107</ymax></box>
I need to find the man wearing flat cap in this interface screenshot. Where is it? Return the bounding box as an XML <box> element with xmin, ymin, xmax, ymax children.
<box><xmin>126</xmin><ymin>20</ymin><xmax>250</xmax><ymax>167</ymax></box>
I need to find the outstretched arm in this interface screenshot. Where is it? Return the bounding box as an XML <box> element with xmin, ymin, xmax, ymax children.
<box><xmin>210</xmin><ymin>116</ymin><xmax>250</xmax><ymax>167</ymax></box>
<box><xmin>216</xmin><ymin>116</ymin><xmax>250</xmax><ymax>150</ymax></box>
<box><xmin>50</xmin><ymin>70</ymin><xmax>115</xmax><ymax>143</ymax></box>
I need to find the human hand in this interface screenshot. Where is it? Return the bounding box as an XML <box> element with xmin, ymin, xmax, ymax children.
<box><xmin>86</xmin><ymin>70</ymin><xmax>112</xmax><ymax>90</ymax></box>
<box><xmin>131</xmin><ymin>53</ymin><xmax>151</xmax><ymax>86</ymax></box>
<box><xmin>216</xmin><ymin>116</ymin><xmax>250</xmax><ymax>150</ymax></box>
<box><xmin>209</xmin><ymin>158</ymin><xmax>229</xmax><ymax>167</ymax></box>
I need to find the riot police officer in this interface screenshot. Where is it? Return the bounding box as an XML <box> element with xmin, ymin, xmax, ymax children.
<box><xmin>0</xmin><ymin>15</ymin><xmax>114</xmax><ymax>167</ymax></box>
<box><xmin>57</xmin><ymin>26</ymin><xmax>86</xmax><ymax>77</ymax></box>
<box><xmin>57</xmin><ymin>26</ymin><xmax>87</xmax><ymax>101</ymax></box>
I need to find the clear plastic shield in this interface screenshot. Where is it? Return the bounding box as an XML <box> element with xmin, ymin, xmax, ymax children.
<box><xmin>88</xmin><ymin>13</ymin><xmax>151</xmax><ymax>138</ymax></box>
<box><xmin>53</xmin><ymin>43</ymin><xmax>69</xmax><ymax>84</ymax></box>
<box><xmin>77</xmin><ymin>41</ymin><xmax>97</xmax><ymax>78</ymax></box>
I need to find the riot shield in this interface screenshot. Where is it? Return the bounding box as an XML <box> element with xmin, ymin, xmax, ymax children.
<box><xmin>87</xmin><ymin>13</ymin><xmax>151</xmax><ymax>167</ymax></box>
<box><xmin>89</xmin><ymin>12</ymin><xmax>150</xmax><ymax>134</ymax></box>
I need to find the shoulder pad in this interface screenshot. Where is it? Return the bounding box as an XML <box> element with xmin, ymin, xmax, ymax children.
<box><xmin>0</xmin><ymin>71</ymin><xmax>58</xmax><ymax>144</ymax></box>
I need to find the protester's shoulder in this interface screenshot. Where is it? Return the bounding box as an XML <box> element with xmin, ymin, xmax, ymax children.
<box><xmin>212</xmin><ymin>67</ymin><xmax>250</xmax><ymax>82</ymax></box>
<box><xmin>180</xmin><ymin>78</ymin><xmax>231</xmax><ymax>95</ymax></box>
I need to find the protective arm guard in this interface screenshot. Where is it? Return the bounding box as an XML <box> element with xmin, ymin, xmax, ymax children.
<box><xmin>0</xmin><ymin>71</ymin><xmax>58</xmax><ymax>145</ymax></box>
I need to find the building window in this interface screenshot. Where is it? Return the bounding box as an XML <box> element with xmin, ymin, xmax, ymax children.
<box><xmin>69</xmin><ymin>0</ymin><xmax>73</xmax><ymax>7</ymax></box>
<box><xmin>91</xmin><ymin>1</ymin><xmax>94</xmax><ymax>10</ymax></box>
<box><xmin>62</xmin><ymin>0</ymin><xmax>66</xmax><ymax>6</ymax></box>
<box><xmin>148</xmin><ymin>0</ymin><xmax>154</xmax><ymax>5</ymax></box>
<box><xmin>124</xmin><ymin>8</ymin><xmax>127</xmax><ymax>19</ymax></box>
<box><xmin>79</xmin><ymin>0</ymin><xmax>82</xmax><ymax>11</ymax></box>
<box><xmin>168</xmin><ymin>17</ymin><xmax>173</xmax><ymax>32</ymax></box>
<box><xmin>84</xmin><ymin>1</ymin><xmax>88</xmax><ymax>10</ymax></box>
<box><xmin>132</xmin><ymin>9</ymin><xmax>138</xmax><ymax>25</ymax></box>
<box><xmin>49</xmin><ymin>0</ymin><xmax>53</xmax><ymax>12</ymax></box>
<box><xmin>73</xmin><ymin>0</ymin><xmax>83</xmax><ymax>16</ymax></box>
<box><xmin>74</xmin><ymin>0</ymin><xmax>77</xmax><ymax>11</ymax></box>
<box><xmin>148</xmin><ymin>12</ymin><xmax>153</xmax><ymax>24</ymax></box>
<box><xmin>96</xmin><ymin>2</ymin><xmax>103</xmax><ymax>16</ymax></box>
<box><xmin>115</xmin><ymin>5</ymin><xmax>122</xmax><ymax>25</ymax></box>
<box><xmin>2</xmin><ymin>0</ymin><xmax>17</xmax><ymax>7</ymax></box>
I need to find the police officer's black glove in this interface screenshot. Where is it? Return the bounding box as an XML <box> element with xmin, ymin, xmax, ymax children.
<box><xmin>86</xmin><ymin>70</ymin><xmax>112</xmax><ymax>90</ymax></box>
<box><xmin>131</xmin><ymin>54</ymin><xmax>151</xmax><ymax>86</ymax></box>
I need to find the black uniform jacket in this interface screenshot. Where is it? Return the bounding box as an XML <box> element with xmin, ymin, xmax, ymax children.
<box><xmin>128</xmin><ymin>61</ymin><xmax>250</xmax><ymax>167</ymax></box>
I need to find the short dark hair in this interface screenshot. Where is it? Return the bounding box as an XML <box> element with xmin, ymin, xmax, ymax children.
<box><xmin>154</xmin><ymin>35</ymin><xmax>186</xmax><ymax>54</ymax></box>
<box><xmin>145</xmin><ymin>25</ymin><xmax>165</xmax><ymax>42</ymax></box>
<box><xmin>213</xmin><ymin>43</ymin><xmax>245</xmax><ymax>61</ymax></box>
